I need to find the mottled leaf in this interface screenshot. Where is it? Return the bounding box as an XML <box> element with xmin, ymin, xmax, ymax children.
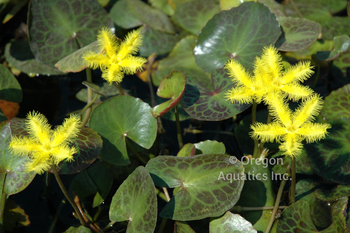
<box><xmin>149</xmin><ymin>0</ymin><xmax>174</xmax><ymax>15</ymax></box>
<box><xmin>127</xmin><ymin>0</ymin><xmax>175</xmax><ymax>34</ymax></box>
<box><xmin>172</xmin><ymin>0</ymin><xmax>220</xmax><ymax>35</ymax></box>
<box><xmin>90</xmin><ymin>95</ymin><xmax>157</xmax><ymax>165</ymax></box>
<box><xmin>181</xmin><ymin>68</ymin><xmax>250</xmax><ymax>121</ymax></box>
<box><xmin>28</xmin><ymin>0</ymin><xmax>114</xmax><ymax>67</ymax></box>
<box><xmin>194</xmin><ymin>140</ymin><xmax>226</xmax><ymax>155</ymax></box>
<box><xmin>333</xmin><ymin>48</ymin><xmax>350</xmax><ymax>79</ymax></box>
<box><xmin>0</xmin><ymin>64</ymin><xmax>22</xmax><ymax>103</ymax></box>
<box><xmin>316</xmin><ymin>35</ymin><xmax>350</xmax><ymax>61</ymax></box>
<box><xmin>272</xmin><ymin>150</ymin><xmax>314</xmax><ymax>176</ymax></box>
<box><xmin>146</xmin><ymin>154</ymin><xmax>245</xmax><ymax>221</ymax></box>
<box><xmin>110</xmin><ymin>0</ymin><xmax>142</xmax><ymax>29</ymax></box>
<box><xmin>139</xmin><ymin>26</ymin><xmax>178</xmax><ymax>57</ymax></box>
<box><xmin>5</xmin><ymin>40</ymin><xmax>64</xmax><ymax>76</ymax></box>
<box><xmin>315</xmin><ymin>185</ymin><xmax>350</xmax><ymax>202</ymax></box>
<box><xmin>194</xmin><ymin>2</ymin><xmax>281</xmax><ymax>72</ymax></box>
<box><xmin>209</xmin><ymin>211</ymin><xmax>257</xmax><ymax>233</ymax></box>
<box><xmin>175</xmin><ymin>221</ymin><xmax>196</xmax><ymax>233</ymax></box>
<box><xmin>152</xmin><ymin>71</ymin><xmax>186</xmax><ymax>117</ymax></box>
<box><xmin>276</xmin><ymin>17</ymin><xmax>321</xmax><ymax>51</ymax></box>
<box><xmin>109</xmin><ymin>166</ymin><xmax>157</xmax><ymax>233</ymax></box>
<box><xmin>321</xmin><ymin>84</ymin><xmax>350</xmax><ymax>121</ymax></box>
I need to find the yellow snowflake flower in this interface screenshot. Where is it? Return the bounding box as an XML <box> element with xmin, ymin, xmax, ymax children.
<box><xmin>250</xmin><ymin>94</ymin><xmax>331</xmax><ymax>157</ymax></box>
<box><xmin>225</xmin><ymin>45</ymin><xmax>314</xmax><ymax>104</ymax></box>
<box><xmin>83</xmin><ymin>27</ymin><xmax>147</xmax><ymax>85</ymax></box>
<box><xmin>9</xmin><ymin>112</ymin><xmax>81</xmax><ymax>174</ymax></box>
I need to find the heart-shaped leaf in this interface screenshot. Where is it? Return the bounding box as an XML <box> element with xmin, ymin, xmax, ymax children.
<box><xmin>55</xmin><ymin>41</ymin><xmax>102</xmax><ymax>73</ymax></box>
<box><xmin>152</xmin><ymin>71</ymin><xmax>186</xmax><ymax>117</ymax></box>
<box><xmin>321</xmin><ymin>84</ymin><xmax>350</xmax><ymax>121</ymax></box>
<box><xmin>110</xmin><ymin>0</ymin><xmax>143</xmax><ymax>29</ymax></box>
<box><xmin>0</xmin><ymin>122</ymin><xmax>36</xmax><ymax>195</ymax></box>
<box><xmin>139</xmin><ymin>26</ymin><xmax>178</xmax><ymax>57</ymax></box>
<box><xmin>194</xmin><ymin>2</ymin><xmax>281</xmax><ymax>73</ymax></box>
<box><xmin>90</xmin><ymin>95</ymin><xmax>157</xmax><ymax>165</ymax></box>
<box><xmin>127</xmin><ymin>0</ymin><xmax>175</xmax><ymax>34</ymax></box>
<box><xmin>194</xmin><ymin>140</ymin><xmax>226</xmax><ymax>155</ymax></box>
<box><xmin>28</xmin><ymin>0</ymin><xmax>113</xmax><ymax>67</ymax></box>
<box><xmin>109</xmin><ymin>166</ymin><xmax>157</xmax><ymax>233</ymax></box>
<box><xmin>316</xmin><ymin>35</ymin><xmax>350</xmax><ymax>61</ymax></box>
<box><xmin>0</xmin><ymin>64</ymin><xmax>22</xmax><ymax>103</ymax></box>
<box><xmin>276</xmin><ymin>17</ymin><xmax>321</xmax><ymax>51</ymax></box>
<box><xmin>172</xmin><ymin>0</ymin><xmax>220</xmax><ymax>35</ymax></box>
<box><xmin>146</xmin><ymin>154</ymin><xmax>245</xmax><ymax>221</ymax></box>
<box><xmin>209</xmin><ymin>211</ymin><xmax>257</xmax><ymax>233</ymax></box>
<box><xmin>5</xmin><ymin>40</ymin><xmax>64</xmax><ymax>76</ymax></box>
<box><xmin>181</xmin><ymin>68</ymin><xmax>250</xmax><ymax>121</ymax></box>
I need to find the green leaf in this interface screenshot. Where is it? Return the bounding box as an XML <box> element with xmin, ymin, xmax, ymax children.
<box><xmin>127</xmin><ymin>0</ymin><xmax>175</xmax><ymax>34</ymax></box>
<box><xmin>276</xmin><ymin>17</ymin><xmax>321</xmax><ymax>51</ymax></box>
<box><xmin>5</xmin><ymin>40</ymin><xmax>64</xmax><ymax>76</ymax></box>
<box><xmin>152</xmin><ymin>36</ymin><xmax>211</xmax><ymax>88</ymax></box>
<box><xmin>64</xmin><ymin>225</ymin><xmax>92</xmax><ymax>233</ymax></box>
<box><xmin>0</xmin><ymin>122</ymin><xmax>36</xmax><ymax>195</ymax></box>
<box><xmin>109</xmin><ymin>166</ymin><xmax>157</xmax><ymax>233</ymax></box>
<box><xmin>321</xmin><ymin>83</ymin><xmax>350</xmax><ymax>121</ymax></box>
<box><xmin>316</xmin><ymin>35</ymin><xmax>350</xmax><ymax>61</ymax></box>
<box><xmin>209</xmin><ymin>211</ymin><xmax>257</xmax><ymax>233</ymax></box>
<box><xmin>149</xmin><ymin>0</ymin><xmax>174</xmax><ymax>15</ymax></box>
<box><xmin>152</xmin><ymin>71</ymin><xmax>186</xmax><ymax>117</ymax></box>
<box><xmin>181</xmin><ymin>68</ymin><xmax>250</xmax><ymax>121</ymax></box>
<box><xmin>194</xmin><ymin>140</ymin><xmax>226</xmax><ymax>154</ymax></box>
<box><xmin>110</xmin><ymin>0</ymin><xmax>142</xmax><ymax>29</ymax></box>
<box><xmin>194</xmin><ymin>2</ymin><xmax>281</xmax><ymax>73</ymax></box>
<box><xmin>158</xmin><ymin>100</ymin><xmax>191</xmax><ymax>121</ymax></box>
<box><xmin>76</xmin><ymin>82</ymin><xmax>120</xmax><ymax>103</ymax></box>
<box><xmin>175</xmin><ymin>221</ymin><xmax>196</xmax><ymax>233</ymax></box>
<box><xmin>333</xmin><ymin>49</ymin><xmax>350</xmax><ymax>79</ymax></box>
<box><xmin>177</xmin><ymin>143</ymin><xmax>196</xmax><ymax>157</ymax></box>
<box><xmin>146</xmin><ymin>154</ymin><xmax>245</xmax><ymax>220</ymax></box>
<box><xmin>314</xmin><ymin>184</ymin><xmax>350</xmax><ymax>202</ymax></box>
<box><xmin>0</xmin><ymin>64</ymin><xmax>22</xmax><ymax>103</ymax></box>
<box><xmin>139</xmin><ymin>26</ymin><xmax>178</xmax><ymax>57</ymax></box>
<box><xmin>70</xmin><ymin>161</ymin><xmax>113</xmax><ymax>207</ymax></box>
<box><xmin>172</xmin><ymin>0</ymin><xmax>220</xmax><ymax>35</ymax></box>
<box><xmin>55</xmin><ymin>41</ymin><xmax>103</xmax><ymax>73</ymax></box>
<box><xmin>272</xmin><ymin>150</ymin><xmax>314</xmax><ymax>176</ymax></box>
<box><xmin>2</xmin><ymin>0</ymin><xmax>28</xmax><ymax>24</ymax></box>
<box><xmin>28</xmin><ymin>0</ymin><xmax>114</xmax><ymax>67</ymax></box>
<box><xmin>90</xmin><ymin>95</ymin><xmax>157</xmax><ymax>165</ymax></box>
<box><xmin>220</xmin><ymin>0</ymin><xmax>256</xmax><ymax>11</ymax></box>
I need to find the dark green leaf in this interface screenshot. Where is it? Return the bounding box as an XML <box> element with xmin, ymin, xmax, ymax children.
<box><xmin>209</xmin><ymin>211</ymin><xmax>257</xmax><ymax>233</ymax></box>
<box><xmin>316</xmin><ymin>35</ymin><xmax>350</xmax><ymax>61</ymax></box>
<box><xmin>0</xmin><ymin>64</ymin><xmax>22</xmax><ymax>103</ymax></box>
<box><xmin>90</xmin><ymin>95</ymin><xmax>157</xmax><ymax>165</ymax></box>
<box><xmin>146</xmin><ymin>154</ymin><xmax>245</xmax><ymax>220</ymax></box>
<box><xmin>315</xmin><ymin>184</ymin><xmax>350</xmax><ymax>202</ymax></box>
<box><xmin>110</xmin><ymin>0</ymin><xmax>142</xmax><ymax>29</ymax></box>
<box><xmin>321</xmin><ymin>83</ymin><xmax>350</xmax><ymax>121</ymax></box>
<box><xmin>109</xmin><ymin>166</ymin><xmax>157</xmax><ymax>233</ymax></box>
<box><xmin>194</xmin><ymin>2</ymin><xmax>281</xmax><ymax>72</ymax></box>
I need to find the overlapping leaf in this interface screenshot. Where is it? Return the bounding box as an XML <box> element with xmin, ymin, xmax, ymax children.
<box><xmin>0</xmin><ymin>64</ymin><xmax>22</xmax><ymax>103</ymax></box>
<box><xmin>209</xmin><ymin>211</ymin><xmax>257</xmax><ymax>233</ymax></box>
<box><xmin>110</xmin><ymin>0</ymin><xmax>142</xmax><ymax>29</ymax></box>
<box><xmin>146</xmin><ymin>154</ymin><xmax>245</xmax><ymax>220</ymax></box>
<box><xmin>316</xmin><ymin>35</ymin><xmax>350</xmax><ymax>61</ymax></box>
<box><xmin>321</xmin><ymin>84</ymin><xmax>350</xmax><ymax>121</ymax></box>
<box><xmin>194</xmin><ymin>2</ymin><xmax>281</xmax><ymax>72</ymax></box>
<box><xmin>181</xmin><ymin>68</ymin><xmax>250</xmax><ymax>121</ymax></box>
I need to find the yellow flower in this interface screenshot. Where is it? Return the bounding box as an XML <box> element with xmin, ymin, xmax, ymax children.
<box><xmin>250</xmin><ymin>94</ymin><xmax>331</xmax><ymax>157</ymax></box>
<box><xmin>83</xmin><ymin>27</ymin><xmax>147</xmax><ymax>84</ymax></box>
<box><xmin>9</xmin><ymin>112</ymin><xmax>81</xmax><ymax>174</ymax></box>
<box><xmin>226</xmin><ymin>45</ymin><xmax>314</xmax><ymax>104</ymax></box>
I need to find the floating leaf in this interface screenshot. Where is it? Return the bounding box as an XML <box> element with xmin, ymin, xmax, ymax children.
<box><xmin>110</xmin><ymin>0</ymin><xmax>142</xmax><ymax>29</ymax></box>
<box><xmin>209</xmin><ymin>211</ymin><xmax>257</xmax><ymax>233</ymax></box>
<box><xmin>177</xmin><ymin>143</ymin><xmax>196</xmax><ymax>157</ymax></box>
<box><xmin>333</xmin><ymin>48</ymin><xmax>350</xmax><ymax>79</ymax></box>
<box><xmin>175</xmin><ymin>221</ymin><xmax>196</xmax><ymax>233</ymax></box>
<box><xmin>194</xmin><ymin>140</ymin><xmax>226</xmax><ymax>155</ymax></box>
<box><xmin>152</xmin><ymin>71</ymin><xmax>186</xmax><ymax>117</ymax></box>
<box><xmin>321</xmin><ymin>84</ymin><xmax>350</xmax><ymax>121</ymax></box>
<box><xmin>172</xmin><ymin>0</ymin><xmax>220</xmax><ymax>35</ymax></box>
<box><xmin>65</xmin><ymin>225</ymin><xmax>92</xmax><ymax>233</ymax></box>
<box><xmin>181</xmin><ymin>68</ymin><xmax>250</xmax><ymax>121</ymax></box>
<box><xmin>194</xmin><ymin>2</ymin><xmax>281</xmax><ymax>72</ymax></box>
<box><xmin>158</xmin><ymin>100</ymin><xmax>191</xmax><ymax>121</ymax></box>
<box><xmin>55</xmin><ymin>41</ymin><xmax>102</xmax><ymax>73</ymax></box>
<box><xmin>139</xmin><ymin>26</ymin><xmax>178</xmax><ymax>57</ymax></box>
<box><xmin>149</xmin><ymin>0</ymin><xmax>174</xmax><ymax>15</ymax></box>
<box><xmin>109</xmin><ymin>166</ymin><xmax>157</xmax><ymax>233</ymax></box>
<box><xmin>220</xmin><ymin>0</ymin><xmax>256</xmax><ymax>11</ymax></box>
<box><xmin>0</xmin><ymin>64</ymin><xmax>22</xmax><ymax>103</ymax></box>
<box><xmin>28</xmin><ymin>0</ymin><xmax>114</xmax><ymax>67</ymax></box>
<box><xmin>276</xmin><ymin>17</ymin><xmax>321</xmax><ymax>51</ymax></box>
<box><xmin>90</xmin><ymin>95</ymin><xmax>157</xmax><ymax>165</ymax></box>
<box><xmin>315</xmin><ymin>184</ymin><xmax>350</xmax><ymax>202</ymax></box>
<box><xmin>316</xmin><ymin>35</ymin><xmax>350</xmax><ymax>61</ymax></box>
<box><xmin>1</xmin><ymin>122</ymin><xmax>36</xmax><ymax>195</ymax></box>
<box><xmin>76</xmin><ymin>82</ymin><xmax>120</xmax><ymax>103</ymax></box>
<box><xmin>146</xmin><ymin>154</ymin><xmax>245</xmax><ymax>221</ymax></box>
<box><xmin>152</xmin><ymin>36</ymin><xmax>211</xmax><ymax>88</ymax></box>
<box><xmin>5</xmin><ymin>40</ymin><xmax>64</xmax><ymax>76</ymax></box>
<box><xmin>272</xmin><ymin>150</ymin><xmax>314</xmax><ymax>176</ymax></box>
<box><xmin>127</xmin><ymin>0</ymin><xmax>175</xmax><ymax>34</ymax></box>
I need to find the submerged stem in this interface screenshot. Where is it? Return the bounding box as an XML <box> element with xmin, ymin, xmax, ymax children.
<box><xmin>175</xmin><ymin>105</ymin><xmax>183</xmax><ymax>149</ymax></box>
<box><xmin>126</xmin><ymin>138</ymin><xmax>147</xmax><ymax>165</ymax></box>
<box><xmin>289</xmin><ymin>157</ymin><xmax>296</xmax><ymax>203</ymax></box>
<box><xmin>252</xmin><ymin>101</ymin><xmax>259</xmax><ymax>158</ymax></box>
<box><xmin>80</xmin><ymin>68</ymin><xmax>93</xmax><ymax>128</ymax></box>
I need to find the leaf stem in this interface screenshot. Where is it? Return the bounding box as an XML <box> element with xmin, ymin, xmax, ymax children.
<box><xmin>147</xmin><ymin>53</ymin><xmax>157</xmax><ymax>107</ymax></box>
<box><xmin>125</xmin><ymin>138</ymin><xmax>147</xmax><ymax>165</ymax></box>
<box><xmin>290</xmin><ymin>0</ymin><xmax>303</xmax><ymax>18</ymax></box>
<box><xmin>312</xmin><ymin>65</ymin><xmax>321</xmax><ymax>88</ymax></box>
<box><xmin>114</xmin><ymin>82</ymin><xmax>124</xmax><ymax>96</ymax></box>
<box><xmin>289</xmin><ymin>157</ymin><xmax>296</xmax><ymax>203</ymax></box>
<box><xmin>175</xmin><ymin>105</ymin><xmax>183</xmax><ymax>149</ymax></box>
<box><xmin>102</xmin><ymin>221</ymin><xmax>116</xmax><ymax>232</ymax></box>
<box><xmin>0</xmin><ymin>191</ymin><xmax>6</xmax><ymax>229</ymax></box>
<box><xmin>80</xmin><ymin>68</ymin><xmax>93</xmax><ymax>128</ymax></box>
<box><xmin>252</xmin><ymin>101</ymin><xmax>259</xmax><ymax>158</ymax></box>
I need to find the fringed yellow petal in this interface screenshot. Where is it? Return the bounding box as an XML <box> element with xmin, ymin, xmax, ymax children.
<box><xmin>266</xmin><ymin>94</ymin><xmax>292</xmax><ymax>127</ymax></box>
<box><xmin>9</xmin><ymin>137</ymin><xmax>41</xmax><ymax>156</ymax></box>
<box><xmin>26</xmin><ymin>112</ymin><xmax>52</xmax><ymax>144</ymax></box>
<box><xmin>83</xmin><ymin>52</ymin><xmax>109</xmax><ymax>70</ymax></box>
<box><xmin>225</xmin><ymin>87</ymin><xmax>255</xmax><ymax>104</ymax></box>
<box><xmin>225</xmin><ymin>59</ymin><xmax>253</xmax><ymax>88</ymax></box>
<box><xmin>280</xmin><ymin>82</ymin><xmax>314</xmax><ymax>101</ymax></box>
<box><xmin>293</xmin><ymin>95</ymin><xmax>323</xmax><ymax>128</ymax></box>
<box><xmin>281</xmin><ymin>60</ymin><xmax>314</xmax><ymax>84</ymax></box>
<box><xmin>117</xmin><ymin>29</ymin><xmax>143</xmax><ymax>60</ymax></box>
<box><xmin>120</xmin><ymin>56</ymin><xmax>147</xmax><ymax>74</ymax></box>
<box><xmin>261</xmin><ymin>45</ymin><xmax>283</xmax><ymax>79</ymax></box>
<box><xmin>279</xmin><ymin>134</ymin><xmax>303</xmax><ymax>157</ymax></box>
<box><xmin>97</xmin><ymin>27</ymin><xmax>119</xmax><ymax>57</ymax></box>
<box><xmin>102</xmin><ymin>64</ymin><xmax>123</xmax><ymax>84</ymax></box>
<box><xmin>52</xmin><ymin>114</ymin><xmax>81</xmax><ymax>147</ymax></box>
<box><xmin>26</xmin><ymin>151</ymin><xmax>51</xmax><ymax>174</ymax></box>
<box><xmin>298</xmin><ymin>122</ymin><xmax>331</xmax><ymax>143</ymax></box>
<box><xmin>51</xmin><ymin>145</ymin><xmax>76</xmax><ymax>165</ymax></box>
<box><xmin>254</xmin><ymin>57</ymin><xmax>271</xmax><ymax>84</ymax></box>
<box><xmin>250</xmin><ymin>122</ymin><xmax>286</xmax><ymax>142</ymax></box>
